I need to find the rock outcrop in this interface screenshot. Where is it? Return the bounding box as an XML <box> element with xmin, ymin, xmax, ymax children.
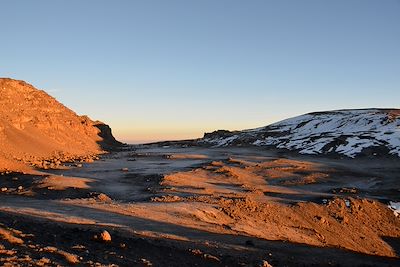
<box><xmin>0</xmin><ymin>78</ymin><xmax>122</xmax><ymax>171</ymax></box>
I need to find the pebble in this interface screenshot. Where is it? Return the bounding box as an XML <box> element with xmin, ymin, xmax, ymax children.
<box><xmin>99</xmin><ymin>230</ymin><xmax>112</xmax><ymax>242</ymax></box>
<box><xmin>1</xmin><ymin>187</ymin><xmax>7</xmax><ymax>192</ymax></box>
<box><xmin>140</xmin><ymin>258</ymin><xmax>152</xmax><ymax>266</ymax></box>
<box><xmin>260</xmin><ymin>260</ymin><xmax>273</xmax><ymax>267</ymax></box>
<box><xmin>203</xmin><ymin>254</ymin><xmax>220</xmax><ymax>262</ymax></box>
<box><xmin>95</xmin><ymin>193</ymin><xmax>112</xmax><ymax>202</ymax></box>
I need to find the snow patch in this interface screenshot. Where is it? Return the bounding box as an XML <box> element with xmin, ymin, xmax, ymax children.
<box><xmin>202</xmin><ymin>109</ymin><xmax>400</xmax><ymax>158</ymax></box>
<box><xmin>389</xmin><ymin>201</ymin><xmax>400</xmax><ymax>217</ymax></box>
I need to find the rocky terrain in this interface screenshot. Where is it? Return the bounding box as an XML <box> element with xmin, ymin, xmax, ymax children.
<box><xmin>0</xmin><ymin>146</ymin><xmax>398</xmax><ymax>266</ymax></box>
<box><xmin>0</xmin><ymin>78</ymin><xmax>122</xmax><ymax>172</ymax></box>
<box><xmin>0</xmin><ymin>79</ymin><xmax>399</xmax><ymax>266</ymax></box>
<box><xmin>200</xmin><ymin>109</ymin><xmax>400</xmax><ymax>158</ymax></box>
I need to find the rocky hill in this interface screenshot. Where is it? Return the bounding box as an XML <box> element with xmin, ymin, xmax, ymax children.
<box><xmin>200</xmin><ymin>109</ymin><xmax>400</xmax><ymax>158</ymax></box>
<box><xmin>0</xmin><ymin>78</ymin><xmax>121</xmax><ymax>171</ymax></box>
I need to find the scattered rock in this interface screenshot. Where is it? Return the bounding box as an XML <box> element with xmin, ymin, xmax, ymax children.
<box><xmin>59</xmin><ymin>251</ymin><xmax>80</xmax><ymax>265</ymax></box>
<box><xmin>315</xmin><ymin>215</ymin><xmax>328</xmax><ymax>224</ymax></box>
<box><xmin>88</xmin><ymin>192</ymin><xmax>112</xmax><ymax>202</ymax></box>
<box><xmin>96</xmin><ymin>193</ymin><xmax>112</xmax><ymax>202</ymax></box>
<box><xmin>260</xmin><ymin>260</ymin><xmax>273</xmax><ymax>267</ymax></box>
<box><xmin>1</xmin><ymin>187</ymin><xmax>7</xmax><ymax>192</ymax></box>
<box><xmin>97</xmin><ymin>230</ymin><xmax>111</xmax><ymax>242</ymax></box>
<box><xmin>71</xmin><ymin>244</ymin><xmax>86</xmax><ymax>251</ymax></box>
<box><xmin>140</xmin><ymin>258</ymin><xmax>153</xmax><ymax>266</ymax></box>
<box><xmin>151</xmin><ymin>195</ymin><xmax>182</xmax><ymax>202</ymax></box>
<box><xmin>189</xmin><ymin>248</ymin><xmax>202</xmax><ymax>255</ymax></box>
<box><xmin>43</xmin><ymin>246</ymin><xmax>80</xmax><ymax>264</ymax></box>
<box><xmin>339</xmin><ymin>187</ymin><xmax>358</xmax><ymax>194</ymax></box>
<box><xmin>0</xmin><ymin>227</ymin><xmax>24</xmax><ymax>244</ymax></box>
<box><xmin>37</xmin><ymin>257</ymin><xmax>51</xmax><ymax>265</ymax></box>
<box><xmin>121</xmin><ymin>168</ymin><xmax>129</xmax><ymax>172</ymax></box>
<box><xmin>203</xmin><ymin>253</ymin><xmax>220</xmax><ymax>262</ymax></box>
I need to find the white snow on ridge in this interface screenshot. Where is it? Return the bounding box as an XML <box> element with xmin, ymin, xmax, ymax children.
<box><xmin>203</xmin><ymin>109</ymin><xmax>400</xmax><ymax>157</ymax></box>
<box><xmin>389</xmin><ymin>202</ymin><xmax>400</xmax><ymax>217</ymax></box>
<box><xmin>203</xmin><ymin>135</ymin><xmax>239</xmax><ymax>147</ymax></box>
<box><xmin>335</xmin><ymin>137</ymin><xmax>382</xmax><ymax>158</ymax></box>
<box><xmin>214</xmin><ymin>135</ymin><xmax>238</xmax><ymax>147</ymax></box>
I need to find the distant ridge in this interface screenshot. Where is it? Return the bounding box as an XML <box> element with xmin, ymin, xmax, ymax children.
<box><xmin>199</xmin><ymin>108</ymin><xmax>400</xmax><ymax>158</ymax></box>
<box><xmin>0</xmin><ymin>78</ymin><xmax>122</xmax><ymax>171</ymax></box>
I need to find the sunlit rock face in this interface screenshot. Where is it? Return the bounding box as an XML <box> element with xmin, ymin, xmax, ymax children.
<box><xmin>0</xmin><ymin>78</ymin><xmax>121</xmax><ymax>171</ymax></box>
<box><xmin>201</xmin><ymin>109</ymin><xmax>400</xmax><ymax>158</ymax></box>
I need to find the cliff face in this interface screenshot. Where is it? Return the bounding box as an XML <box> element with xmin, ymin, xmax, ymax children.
<box><xmin>0</xmin><ymin>78</ymin><xmax>121</xmax><ymax>171</ymax></box>
<box><xmin>93</xmin><ymin>122</ymin><xmax>123</xmax><ymax>150</ymax></box>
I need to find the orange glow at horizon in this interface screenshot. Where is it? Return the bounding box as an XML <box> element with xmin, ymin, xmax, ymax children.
<box><xmin>109</xmin><ymin>116</ymin><xmax>283</xmax><ymax>144</ymax></box>
<box><xmin>116</xmin><ymin>131</ymin><xmax>204</xmax><ymax>144</ymax></box>
<box><xmin>113</xmin><ymin>125</ymin><xmax>209</xmax><ymax>144</ymax></box>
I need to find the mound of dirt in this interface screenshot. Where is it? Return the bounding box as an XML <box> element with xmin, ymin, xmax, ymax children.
<box><xmin>0</xmin><ymin>78</ymin><xmax>122</xmax><ymax>172</ymax></box>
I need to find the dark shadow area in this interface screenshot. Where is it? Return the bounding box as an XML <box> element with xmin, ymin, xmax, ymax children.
<box><xmin>383</xmin><ymin>237</ymin><xmax>400</xmax><ymax>258</ymax></box>
<box><xmin>0</xmin><ymin>172</ymin><xmax>92</xmax><ymax>200</ymax></box>
<box><xmin>0</xmin><ymin>201</ymin><xmax>398</xmax><ymax>267</ymax></box>
<box><xmin>0</xmin><ymin>211</ymin><xmax>230</xmax><ymax>267</ymax></box>
<box><xmin>94</xmin><ymin>122</ymin><xmax>126</xmax><ymax>151</ymax></box>
<box><xmin>0</xmin><ymin>199</ymin><xmax>400</xmax><ymax>266</ymax></box>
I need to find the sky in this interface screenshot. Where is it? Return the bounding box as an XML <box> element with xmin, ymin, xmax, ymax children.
<box><xmin>1</xmin><ymin>0</ymin><xmax>399</xmax><ymax>143</ymax></box>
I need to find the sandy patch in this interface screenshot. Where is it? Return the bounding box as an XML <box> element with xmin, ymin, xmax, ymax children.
<box><xmin>37</xmin><ymin>175</ymin><xmax>94</xmax><ymax>190</ymax></box>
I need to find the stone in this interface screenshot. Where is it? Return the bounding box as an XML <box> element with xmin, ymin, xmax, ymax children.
<box><xmin>260</xmin><ymin>260</ymin><xmax>273</xmax><ymax>267</ymax></box>
<box><xmin>96</xmin><ymin>193</ymin><xmax>112</xmax><ymax>202</ymax></box>
<box><xmin>99</xmin><ymin>230</ymin><xmax>111</xmax><ymax>242</ymax></box>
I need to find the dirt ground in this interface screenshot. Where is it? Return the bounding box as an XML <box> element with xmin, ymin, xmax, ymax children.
<box><xmin>0</xmin><ymin>146</ymin><xmax>399</xmax><ymax>266</ymax></box>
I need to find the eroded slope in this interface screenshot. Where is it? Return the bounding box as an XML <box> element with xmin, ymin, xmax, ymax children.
<box><xmin>0</xmin><ymin>78</ymin><xmax>120</xmax><ymax>171</ymax></box>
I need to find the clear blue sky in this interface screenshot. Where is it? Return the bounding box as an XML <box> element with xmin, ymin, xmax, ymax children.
<box><xmin>1</xmin><ymin>0</ymin><xmax>399</xmax><ymax>143</ymax></box>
